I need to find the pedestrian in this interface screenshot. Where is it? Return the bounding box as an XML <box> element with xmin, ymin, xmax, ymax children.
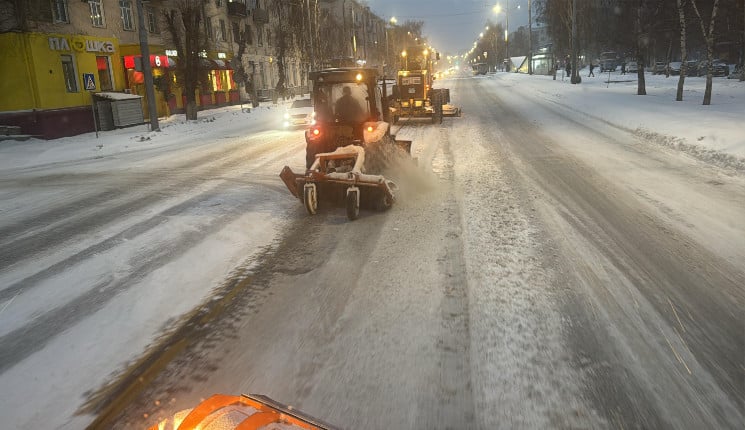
<box><xmin>565</xmin><ymin>59</ymin><xmax>571</xmax><ymax>79</ymax></box>
<box><xmin>621</xmin><ymin>61</ymin><xmax>626</xmax><ymax>75</ymax></box>
<box><xmin>588</xmin><ymin>61</ymin><xmax>595</xmax><ymax>77</ymax></box>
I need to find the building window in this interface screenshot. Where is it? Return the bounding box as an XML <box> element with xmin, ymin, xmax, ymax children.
<box><xmin>219</xmin><ymin>19</ymin><xmax>227</xmax><ymax>41</ymax></box>
<box><xmin>89</xmin><ymin>0</ymin><xmax>105</xmax><ymax>27</ymax></box>
<box><xmin>206</xmin><ymin>19</ymin><xmax>213</xmax><ymax>40</ymax></box>
<box><xmin>232</xmin><ymin>22</ymin><xmax>240</xmax><ymax>43</ymax></box>
<box><xmin>52</xmin><ymin>0</ymin><xmax>69</xmax><ymax>23</ymax></box>
<box><xmin>146</xmin><ymin>7</ymin><xmax>159</xmax><ymax>33</ymax></box>
<box><xmin>61</xmin><ymin>55</ymin><xmax>78</xmax><ymax>92</ymax></box>
<box><xmin>120</xmin><ymin>0</ymin><xmax>134</xmax><ymax>30</ymax></box>
<box><xmin>259</xmin><ymin>62</ymin><xmax>266</xmax><ymax>89</ymax></box>
<box><xmin>96</xmin><ymin>56</ymin><xmax>114</xmax><ymax>91</ymax></box>
<box><xmin>245</xmin><ymin>25</ymin><xmax>253</xmax><ymax>45</ymax></box>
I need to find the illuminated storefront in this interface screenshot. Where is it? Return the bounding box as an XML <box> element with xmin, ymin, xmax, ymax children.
<box><xmin>0</xmin><ymin>32</ymin><xmax>124</xmax><ymax>139</ymax></box>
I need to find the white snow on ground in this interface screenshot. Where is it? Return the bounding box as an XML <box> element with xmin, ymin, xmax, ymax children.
<box><xmin>0</xmin><ymin>102</ymin><xmax>298</xmax><ymax>430</ymax></box>
<box><xmin>0</xmin><ymin>72</ymin><xmax>743</xmax><ymax>429</ymax></box>
<box><xmin>490</xmin><ymin>69</ymin><xmax>745</xmax><ymax>165</ymax></box>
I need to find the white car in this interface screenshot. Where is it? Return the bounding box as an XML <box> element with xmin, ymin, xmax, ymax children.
<box><xmin>283</xmin><ymin>98</ymin><xmax>314</xmax><ymax>128</ymax></box>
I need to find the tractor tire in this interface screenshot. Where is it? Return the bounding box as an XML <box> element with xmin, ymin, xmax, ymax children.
<box><xmin>346</xmin><ymin>188</ymin><xmax>359</xmax><ymax>220</ymax></box>
<box><xmin>303</xmin><ymin>184</ymin><xmax>317</xmax><ymax>215</ymax></box>
<box><xmin>376</xmin><ymin>193</ymin><xmax>393</xmax><ymax>211</ymax></box>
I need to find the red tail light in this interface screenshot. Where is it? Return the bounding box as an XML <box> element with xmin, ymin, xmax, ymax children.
<box><xmin>312</xmin><ymin>128</ymin><xmax>320</xmax><ymax>136</ymax></box>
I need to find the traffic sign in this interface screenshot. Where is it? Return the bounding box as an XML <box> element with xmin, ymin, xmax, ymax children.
<box><xmin>83</xmin><ymin>73</ymin><xmax>96</xmax><ymax>91</ymax></box>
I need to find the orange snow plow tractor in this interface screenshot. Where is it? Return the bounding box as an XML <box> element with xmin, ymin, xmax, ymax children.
<box><xmin>280</xmin><ymin>66</ymin><xmax>411</xmax><ymax>221</ymax></box>
<box><xmin>149</xmin><ymin>393</ymin><xmax>337</xmax><ymax>430</ymax></box>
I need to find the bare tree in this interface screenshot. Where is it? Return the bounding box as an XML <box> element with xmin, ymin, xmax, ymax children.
<box><xmin>162</xmin><ymin>0</ymin><xmax>209</xmax><ymax>120</ymax></box>
<box><xmin>691</xmin><ymin>0</ymin><xmax>722</xmax><ymax>105</ymax></box>
<box><xmin>269</xmin><ymin>0</ymin><xmax>305</xmax><ymax>99</ymax></box>
<box><xmin>675</xmin><ymin>0</ymin><xmax>689</xmax><ymax>101</ymax></box>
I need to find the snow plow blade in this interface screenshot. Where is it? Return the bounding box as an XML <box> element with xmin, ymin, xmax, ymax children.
<box><xmin>280</xmin><ymin>145</ymin><xmax>399</xmax><ymax>220</ymax></box>
<box><xmin>148</xmin><ymin>393</ymin><xmax>338</xmax><ymax>430</ymax></box>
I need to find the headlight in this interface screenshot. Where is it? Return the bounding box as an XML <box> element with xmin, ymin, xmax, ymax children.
<box><xmin>284</xmin><ymin>113</ymin><xmax>290</xmax><ymax>119</ymax></box>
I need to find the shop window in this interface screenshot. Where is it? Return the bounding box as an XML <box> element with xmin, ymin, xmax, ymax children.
<box><xmin>52</xmin><ymin>0</ymin><xmax>69</xmax><ymax>23</ymax></box>
<box><xmin>219</xmin><ymin>19</ymin><xmax>227</xmax><ymax>41</ymax></box>
<box><xmin>146</xmin><ymin>7</ymin><xmax>159</xmax><ymax>33</ymax></box>
<box><xmin>61</xmin><ymin>55</ymin><xmax>78</xmax><ymax>93</ymax></box>
<box><xmin>89</xmin><ymin>0</ymin><xmax>105</xmax><ymax>27</ymax></box>
<box><xmin>120</xmin><ymin>0</ymin><xmax>134</xmax><ymax>31</ymax></box>
<box><xmin>96</xmin><ymin>56</ymin><xmax>114</xmax><ymax>91</ymax></box>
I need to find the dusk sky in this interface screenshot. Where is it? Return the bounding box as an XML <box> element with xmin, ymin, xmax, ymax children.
<box><xmin>366</xmin><ymin>0</ymin><xmax>533</xmax><ymax>55</ymax></box>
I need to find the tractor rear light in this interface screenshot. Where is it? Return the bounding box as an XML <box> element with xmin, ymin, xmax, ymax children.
<box><xmin>367</xmin><ymin>126</ymin><xmax>373</xmax><ymax>132</ymax></box>
<box><xmin>312</xmin><ymin>128</ymin><xmax>320</xmax><ymax>136</ymax></box>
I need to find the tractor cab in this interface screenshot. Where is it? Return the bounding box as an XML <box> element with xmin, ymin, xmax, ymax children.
<box><xmin>305</xmin><ymin>68</ymin><xmax>387</xmax><ymax>168</ymax></box>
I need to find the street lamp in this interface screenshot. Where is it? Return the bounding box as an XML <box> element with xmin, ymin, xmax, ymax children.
<box><xmin>385</xmin><ymin>16</ymin><xmax>397</xmax><ymax>76</ymax></box>
<box><xmin>401</xmin><ymin>50</ymin><xmax>408</xmax><ymax>70</ymax></box>
<box><xmin>494</xmin><ymin>2</ymin><xmax>519</xmax><ymax>72</ymax></box>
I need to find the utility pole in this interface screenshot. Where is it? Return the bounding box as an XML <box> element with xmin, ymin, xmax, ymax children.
<box><xmin>136</xmin><ymin>0</ymin><xmax>159</xmax><ymax>131</ymax></box>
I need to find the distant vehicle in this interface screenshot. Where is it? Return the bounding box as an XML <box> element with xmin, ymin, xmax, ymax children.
<box><xmin>668</xmin><ymin>62</ymin><xmax>682</xmax><ymax>75</ymax></box>
<box><xmin>282</xmin><ymin>98</ymin><xmax>314</xmax><ymax>128</ymax></box>
<box><xmin>697</xmin><ymin>59</ymin><xmax>729</xmax><ymax>77</ymax></box>
<box><xmin>599</xmin><ymin>51</ymin><xmax>618</xmax><ymax>72</ymax></box>
<box><xmin>727</xmin><ymin>64</ymin><xmax>742</xmax><ymax>79</ymax></box>
<box><xmin>684</xmin><ymin>60</ymin><xmax>699</xmax><ymax>75</ymax></box>
<box><xmin>652</xmin><ymin>62</ymin><xmax>667</xmax><ymax>75</ymax></box>
<box><xmin>626</xmin><ymin>60</ymin><xmax>638</xmax><ymax>73</ymax></box>
<box><xmin>471</xmin><ymin>62</ymin><xmax>488</xmax><ymax>76</ymax></box>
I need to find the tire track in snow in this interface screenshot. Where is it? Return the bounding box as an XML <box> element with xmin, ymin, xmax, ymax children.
<box><xmin>453</xmin><ymin>78</ymin><xmax>607</xmax><ymax>429</ymax></box>
<box><xmin>476</xmin><ymin>76</ymin><xmax>745</xmax><ymax>428</ymax></box>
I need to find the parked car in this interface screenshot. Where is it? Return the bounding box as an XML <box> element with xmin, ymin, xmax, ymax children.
<box><xmin>668</xmin><ymin>61</ymin><xmax>682</xmax><ymax>75</ymax></box>
<box><xmin>599</xmin><ymin>51</ymin><xmax>618</xmax><ymax>72</ymax></box>
<box><xmin>625</xmin><ymin>60</ymin><xmax>638</xmax><ymax>73</ymax></box>
<box><xmin>282</xmin><ymin>98</ymin><xmax>314</xmax><ymax>129</ymax></box>
<box><xmin>652</xmin><ymin>62</ymin><xmax>667</xmax><ymax>75</ymax></box>
<box><xmin>727</xmin><ymin>64</ymin><xmax>742</xmax><ymax>79</ymax></box>
<box><xmin>683</xmin><ymin>60</ymin><xmax>699</xmax><ymax>75</ymax></box>
<box><xmin>697</xmin><ymin>59</ymin><xmax>729</xmax><ymax>77</ymax></box>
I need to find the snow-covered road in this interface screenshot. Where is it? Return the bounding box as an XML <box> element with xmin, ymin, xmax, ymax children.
<box><xmin>1</xmin><ymin>73</ymin><xmax>743</xmax><ymax>429</ymax></box>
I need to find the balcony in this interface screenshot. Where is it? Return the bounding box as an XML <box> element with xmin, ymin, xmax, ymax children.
<box><xmin>252</xmin><ymin>8</ymin><xmax>268</xmax><ymax>24</ymax></box>
<box><xmin>227</xmin><ymin>1</ymin><xmax>247</xmax><ymax>17</ymax></box>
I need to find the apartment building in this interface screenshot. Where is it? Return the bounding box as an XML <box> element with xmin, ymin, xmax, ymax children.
<box><xmin>0</xmin><ymin>0</ymin><xmax>307</xmax><ymax>139</ymax></box>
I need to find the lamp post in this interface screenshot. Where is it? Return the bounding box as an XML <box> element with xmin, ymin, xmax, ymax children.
<box><xmin>385</xmin><ymin>16</ymin><xmax>397</xmax><ymax>77</ymax></box>
<box><xmin>401</xmin><ymin>50</ymin><xmax>408</xmax><ymax>70</ymax></box>
<box><xmin>136</xmin><ymin>0</ymin><xmax>159</xmax><ymax>131</ymax></box>
<box><xmin>494</xmin><ymin>2</ymin><xmax>519</xmax><ymax>72</ymax></box>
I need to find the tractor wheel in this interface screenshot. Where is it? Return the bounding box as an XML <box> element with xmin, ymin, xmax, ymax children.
<box><xmin>303</xmin><ymin>184</ymin><xmax>317</xmax><ymax>215</ymax></box>
<box><xmin>376</xmin><ymin>193</ymin><xmax>393</xmax><ymax>211</ymax></box>
<box><xmin>346</xmin><ymin>187</ymin><xmax>359</xmax><ymax>221</ymax></box>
